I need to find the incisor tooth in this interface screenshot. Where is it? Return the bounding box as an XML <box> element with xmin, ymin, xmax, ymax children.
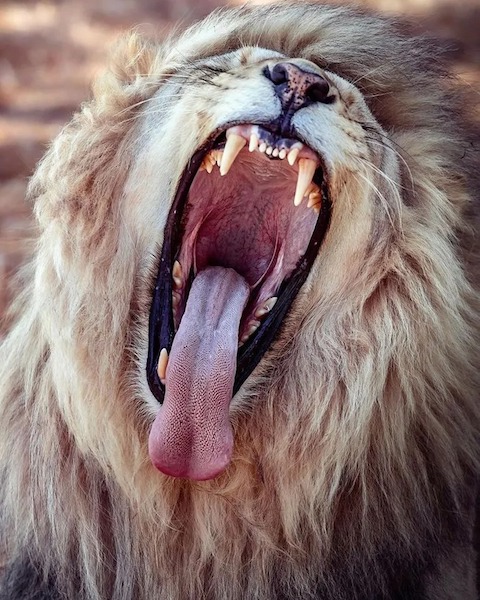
<box><xmin>287</xmin><ymin>147</ymin><xmax>300</xmax><ymax>166</ymax></box>
<box><xmin>266</xmin><ymin>146</ymin><xmax>273</xmax><ymax>155</ymax></box>
<box><xmin>294</xmin><ymin>158</ymin><xmax>317</xmax><ymax>206</ymax></box>
<box><xmin>220</xmin><ymin>133</ymin><xmax>246</xmax><ymax>176</ymax></box>
<box><xmin>272</xmin><ymin>148</ymin><xmax>279</xmax><ymax>157</ymax></box>
<box><xmin>157</xmin><ymin>348</ymin><xmax>168</xmax><ymax>385</ymax></box>
<box><xmin>249</xmin><ymin>134</ymin><xmax>259</xmax><ymax>152</ymax></box>
<box><xmin>259</xmin><ymin>142</ymin><xmax>267</xmax><ymax>153</ymax></box>
<box><xmin>205</xmin><ymin>159</ymin><xmax>214</xmax><ymax>174</ymax></box>
<box><xmin>279</xmin><ymin>149</ymin><xmax>287</xmax><ymax>160</ymax></box>
<box><xmin>172</xmin><ymin>261</ymin><xmax>182</xmax><ymax>289</ymax></box>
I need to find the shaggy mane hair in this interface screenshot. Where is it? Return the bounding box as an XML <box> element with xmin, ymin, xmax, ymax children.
<box><xmin>1</xmin><ymin>3</ymin><xmax>479</xmax><ymax>599</ymax></box>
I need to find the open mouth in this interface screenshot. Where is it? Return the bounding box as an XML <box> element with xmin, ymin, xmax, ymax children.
<box><xmin>147</xmin><ymin>122</ymin><xmax>331</xmax><ymax>480</ymax></box>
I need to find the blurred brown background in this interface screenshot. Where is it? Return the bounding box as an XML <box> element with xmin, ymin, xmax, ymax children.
<box><xmin>1</xmin><ymin>0</ymin><xmax>479</xmax><ymax>332</ymax></box>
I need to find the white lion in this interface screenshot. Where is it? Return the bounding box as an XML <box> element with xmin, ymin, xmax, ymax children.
<box><xmin>1</xmin><ymin>3</ymin><xmax>479</xmax><ymax>599</ymax></box>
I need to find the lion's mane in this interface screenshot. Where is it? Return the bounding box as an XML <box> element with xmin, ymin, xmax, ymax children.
<box><xmin>1</xmin><ymin>3</ymin><xmax>479</xmax><ymax>599</ymax></box>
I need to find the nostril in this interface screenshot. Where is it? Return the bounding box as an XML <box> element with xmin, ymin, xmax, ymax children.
<box><xmin>265</xmin><ymin>64</ymin><xmax>289</xmax><ymax>85</ymax></box>
<box><xmin>306</xmin><ymin>79</ymin><xmax>331</xmax><ymax>103</ymax></box>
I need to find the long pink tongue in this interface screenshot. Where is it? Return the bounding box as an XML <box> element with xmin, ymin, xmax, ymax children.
<box><xmin>148</xmin><ymin>266</ymin><xmax>249</xmax><ymax>480</ymax></box>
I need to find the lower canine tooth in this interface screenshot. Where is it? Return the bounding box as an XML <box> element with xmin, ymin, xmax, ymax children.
<box><xmin>294</xmin><ymin>158</ymin><xmax>317</xmax><ymax>206</ymax></box>
<box><xmin>220</xmin><ymin>133</ymin><xmax>246</xmax><ymax>176</ymax></box>
<box><xmin>157</xmin><ymin>348</ymin><xmax>168</xmax><ymax>385</ymax></box>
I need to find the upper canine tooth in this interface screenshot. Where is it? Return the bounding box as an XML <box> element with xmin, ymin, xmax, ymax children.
<box><xmin>220</xmin><ymin>133</ymin><xmax>246</xmax><ymax>176</ymax></box>
<box><xmin>294</xmin><ymin>158</ymin><xmax>317</xmax><ymax>206</ymax></box>
<box><xmin>249</xmin><ymin>134</ymin><xmax>259</xmax><ymax>152</ymax></box>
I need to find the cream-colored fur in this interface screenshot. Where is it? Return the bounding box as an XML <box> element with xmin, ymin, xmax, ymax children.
<box><xmin>1</xmin><ymin>3</ymin><xmax>479</xmax><ymax>599</ymax></box>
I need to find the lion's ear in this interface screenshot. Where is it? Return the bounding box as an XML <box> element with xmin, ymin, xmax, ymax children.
<box><xmin>92</xmin><ymin>32</ymin><xmax>159</xmax><ymax>111</ymax></box>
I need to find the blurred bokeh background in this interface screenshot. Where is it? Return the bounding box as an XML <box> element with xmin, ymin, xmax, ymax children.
<box><xmin>1</xmin><ymin>0</ymin><xmax>479</xmax><ymax>330</ymax></box>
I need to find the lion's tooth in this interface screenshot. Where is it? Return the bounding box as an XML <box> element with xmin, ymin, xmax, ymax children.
<box><xmin>287</xmin><ymin>147</ymin><xmax>300</xmax><ymax>166</ymax></box>
<box><xmin>254</xmin><ymin>296</ymin><xmax>278</xmax><ymax>318</ymax></box>
<box><xmin>172</xmin><ymin>261</ymin><xmax>182</xmax><ymax>289</ymax></box>
<box><xmin>294</xmin><ymin>158</ymin><xmax>317</xmax><ymax>206</ymax></box>
<box><xmin>157</xmin><ymin>348</ymin><xmax>168</xmax><ymax>385</ymax></box>
<box><xmin>249</xmin><ymin>134</ymin><xmax>259</xmax><ymax>152</ymax></box>
<box><xmin>172</xmin><ymin>291</ymin><xmax>180</xmax><ymax>308</ymax></box>
<box><xmin>212</xmin><ymin>151</ymin><xmax>221</xmax><ymax>167</ymax></box>
<box><xmin>266</xmin><ymin>146</ymin><xmax>273</xmax><ymax>155</ymax></box>
<box><xmin>240</xmin><ymin>320</ymin><xmax>261</xmax><ymax>343</ymax></box>
<box><xmin>259</xmin><ymin>142</ymin><xmax>267</xmax><ymax>153</ymax></box>
<box><xmin>220</xmin><ymin>134</ymin><xmax>246</xmax><ymax>176</ymax></box>
<box><xmin>307</xmin><ymin>191</ymin><xmax>321</xmax><ymax>209</ymax></box>
<box><xmin>205</xmin><ymin>158</ymin><xmax>214</xmax><ymax>174</ymax></box>
<box><xmin>200</xmin><ymin>153</ymin><xmax>215</xmax><ymax>172</ymax></box>
<box><xmin>272</xmin><ymin>148</ymin><xmax>279</xmax><ymax>157</ymax></box>
<box><xmin>279</xmin><ymin>149</ymin><xmax>287</xmax><ymax>160</ymax></box>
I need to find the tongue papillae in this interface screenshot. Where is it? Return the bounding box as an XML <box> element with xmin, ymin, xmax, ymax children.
<box><xmin>148</xmin><ymin>266</ymin><xmax>250</xmax><ymax>480</ymax></box>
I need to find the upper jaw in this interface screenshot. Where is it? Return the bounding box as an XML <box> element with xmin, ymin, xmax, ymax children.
<box><xmin>200</xmin><ymin>123</ymin><xmax>322</xmax><ymax>210</ymax></box>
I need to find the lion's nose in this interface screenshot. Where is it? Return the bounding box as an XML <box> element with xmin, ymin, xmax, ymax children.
<box><xmin>264</xmin><ymin>62</ymin><xmax>331</xmax><ymax>111</ymax></box>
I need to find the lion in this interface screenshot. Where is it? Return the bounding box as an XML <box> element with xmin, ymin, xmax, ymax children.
<box><xmin>0</xmin><ymin>2</ymin><xmax>479</xmax><ymax>599</ymax></box>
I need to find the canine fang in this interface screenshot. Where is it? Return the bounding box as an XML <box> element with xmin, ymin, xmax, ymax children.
<box><xmin>157</xmin><ymin>348</ymin><xmax>169</xmax><ymax>385</ymax></box>
<box><xmin>220</xmin><ymin>133</ymin><xmax>246</xmax><ymax>176</ymax></box>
